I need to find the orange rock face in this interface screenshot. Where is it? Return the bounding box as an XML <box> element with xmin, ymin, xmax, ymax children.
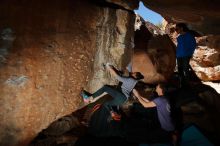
<box><xmin>0</xmin><ymin>1</ymin><xmax>97</xmax><ymax>145</ymax></box>
<box><xmin>0</xmin><ymin>0</ymin><xmax>135</xmax><ymax>145</ymax></box>
<box><xmin>191</xmin><ymin>36</ymin><xmax>220</xmax><ymax>81</ymax></box>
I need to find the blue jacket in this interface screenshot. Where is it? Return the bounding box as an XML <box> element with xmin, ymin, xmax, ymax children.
<box><xmin>176</xmin><ymin>32</ymin><xmax>196</xmax><ymax>57</ymax></box>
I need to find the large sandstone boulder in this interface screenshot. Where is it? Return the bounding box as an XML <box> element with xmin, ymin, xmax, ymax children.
<box><xmin>0</xmin><ymin>0</ymin><xmax>135</xmax><ymax>145</ymax></box>
<box><xmin>132</xmin><ymin>16</ymin><xmax>176</xmax><ymax>83</ymax></box>
<box><xmin>132</xmin><ymin>35</ymin><xmax>176</xmax><ymax>83</ymax></box>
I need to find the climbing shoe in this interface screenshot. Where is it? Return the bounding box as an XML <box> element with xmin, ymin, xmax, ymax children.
<box><xmin>110</xmin><ymin>111</ymin><xmax>121</xmax><ymax>121</ymax></box>
<box><xmin>81</xmin><ymin>91</ymin><xmax>91</xmax><ymax>104</ymax></box>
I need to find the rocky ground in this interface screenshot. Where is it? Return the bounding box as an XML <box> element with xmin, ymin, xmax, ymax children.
<box><xmin>29</xmin><ymin>78</ymin><xmax>220</xmax><ymax>146</ymax></box>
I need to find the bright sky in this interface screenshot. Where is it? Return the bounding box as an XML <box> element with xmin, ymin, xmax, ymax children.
<box><xmin>134</xmin><ymin>2</ymin><xmax>163</xmax><ymax>25</ymax></box>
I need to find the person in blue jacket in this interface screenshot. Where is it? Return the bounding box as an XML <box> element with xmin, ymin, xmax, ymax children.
<box><xmin>175</xmin><ymin>23</ymin><xmax>197</xmax><ymax>86</ymax></box>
